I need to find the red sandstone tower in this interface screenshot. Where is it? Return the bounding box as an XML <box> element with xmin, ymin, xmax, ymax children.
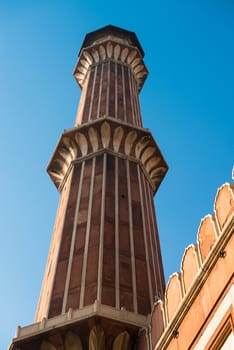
<box><xmin>9</xmin><ymin>25</ymin><xmax>168</xmax><ymax>350</ymax></box>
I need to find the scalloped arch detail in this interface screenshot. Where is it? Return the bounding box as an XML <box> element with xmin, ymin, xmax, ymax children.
<box><xmin>39</xmin><ymin>340</ymin><xmax>56</xmax><ymax>350</ymax></box>
<box><xmin>74</xmin><ymin>40</ymin><xmax>148</xmax><ymax>91</ymax></box>
<box><xmin>214</xmin><ymin>183</ymin><xmax>234</xmax><ymax>230</ymax></box>
<box><xmin>88</xmin><ymin>127</ymin><xmax>99</xmax><ymax>152</ymax></box>
<box><xmin>65</xmin><ymin>331</ymin><xmax>83</xmax><ymax>350</ymax></box>
<box><xmin>89</xmin><ymin>325</ymin><xmax>105</xmax><ymax>350</ymax></box>
<box><xmin>112</xmin><ymin>331</ymin><xmax>131</xmax><ymax>350</ymax></box>
<box><xmin>165</xmin><ymin>273</ymin><xmax>183</xmax><ymax>322</ymax></box>
<box><xmin>113</xmin><ymin>126</ymin><xmax>124</xmax><ymax>152</ymax></box>
<box><xmin>124</xmin><ymin>130</ymin><xmax>137</xmax><ymax>155</ymax></box>
<box><xmin>197</xmin><ymin>215</ymin><xmax>218</xmax><ymax>262</ymax></box>
<box><xmin>75</xmin><ymin>132</ymin><xmax>88</xmax><ymax>156</ymax></box>
<box><xmin>101</xmin><ymin>121</ymin><xmax>111</xmax><ymax>147</ymax></box>
<box><xmin>181</xmin><ymin>244</ymin><xmax>200</xmax><ymax>293</ymax></box>
<box><xmin>47</xmin><ymin>120</ymin><xmax>167</xmax><ymax>191</ymax></box>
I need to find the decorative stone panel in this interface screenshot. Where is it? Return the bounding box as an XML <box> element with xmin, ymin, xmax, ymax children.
<box><xmin>65</xmin><ymin>331</ymin><xmax>82</xmax><ymax>350</ymax></box>
<box><xmin>197</xmin><ymin>215</ymin><xmax>218</xmax><ymax>262</ymax></box>
<box><xmin>181</xmin><ymin>244</ymin><xmax>201</xmax><ymax>293</ymax></box>
<box><xmin>214</xmin><ymin>183</ymin><xmax>234</xmax><ymax>230</ymax></box>
<box><xmin>165</xmin><ymin>273</ymin><xmax>183</xmax><ymax>322</ymax></box>
<box><xmin>40</xmin><ymin>341</ymin><xmax>56</xmax><ymax>350</ymax></box>
<box><xmin>151</xmin><ymin>301</ymin><xmax>165</xmax><ymax>347</ymax></box>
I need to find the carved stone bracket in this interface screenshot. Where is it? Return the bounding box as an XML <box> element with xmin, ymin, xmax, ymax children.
<box><xmin>36</xmin><ymin>326</ymin><xmax>131</xmax><ymax>350</ymax></box>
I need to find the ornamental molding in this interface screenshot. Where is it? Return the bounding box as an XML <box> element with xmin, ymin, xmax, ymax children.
<box><xmin>73</xmin><ymin>38</ymin><xmax>148</xmax><ymax>91</ymax></box>
<box><xmin>47</xmin><ymin>117</ymin><xmax>168</xmax><ymax>193</ymax></box>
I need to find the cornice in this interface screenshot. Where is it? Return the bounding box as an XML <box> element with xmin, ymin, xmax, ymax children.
<box><xmin>73</xmin><ymin>38</ymin><xmax>148</xmax><ymax>91</ymax></box>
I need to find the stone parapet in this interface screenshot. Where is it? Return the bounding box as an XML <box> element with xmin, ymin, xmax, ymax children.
<box><xmin>151</xmin><ymin>182</ymin><xmax>234</xmax><ymax>349</ymax></box>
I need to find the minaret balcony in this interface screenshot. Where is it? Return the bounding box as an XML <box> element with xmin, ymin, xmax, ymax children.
<box><xmin>47</xmin><ymin>117</ymin><xmax>168</xmax><ymax>193</ymax></box>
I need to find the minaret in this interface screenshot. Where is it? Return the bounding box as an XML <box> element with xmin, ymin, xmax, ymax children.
<box><xmin>9</xmin><ymin>25</ymin><xmax>168</xmax><ymax>350</ymax></box>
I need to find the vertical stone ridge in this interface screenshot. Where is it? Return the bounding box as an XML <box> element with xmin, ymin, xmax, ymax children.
<box><xmin>79</xmin><ymin>157</ymin><xmax>96</xmax><ymax>308</ymax></box>
<box><xmin>61</xmin><ymin>161</ymin><xmax>85</xmax><ymax>313</ymax></box>
<box><xmin>97</xmin><ymin>153</ymin><xmax>107</xmax><ymax>302</ymax></box>
<box><xmin>115</xmin><ymin>156</ymin><xmax>120</xmax><ymax>309</ymax></box>
<box><xmin>126</xmin><ymin>159</ymin><xmax>138</xmax><ymax>313</ymax></box>
<box><xmin>137</xmin><ymin>164</ymin><xmax>153</xmax><ymax>307</ymax></box>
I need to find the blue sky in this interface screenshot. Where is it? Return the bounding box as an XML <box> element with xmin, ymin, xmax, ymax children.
<box><xmin>1</xmin><ymin>1</ymin><xmax>233</xmax><ymax>348</ymax></box>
